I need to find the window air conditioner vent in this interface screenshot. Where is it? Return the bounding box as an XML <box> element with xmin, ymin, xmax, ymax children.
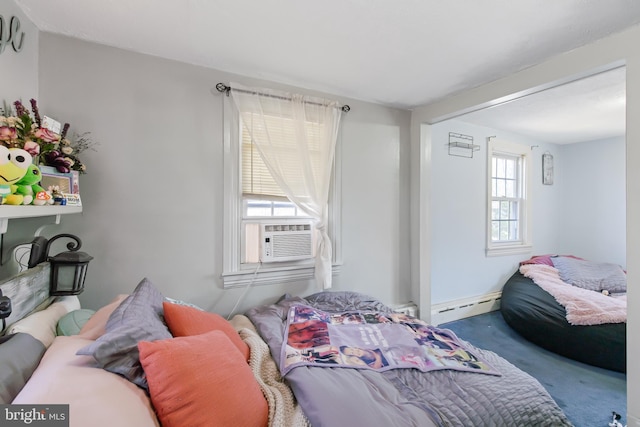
<box><xmin>260</xmin><ymin>223</ymin><xmax>313</xmax><ymax>263</ymax></box>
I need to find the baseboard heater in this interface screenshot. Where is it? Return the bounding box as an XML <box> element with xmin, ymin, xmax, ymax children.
<box><xmin>430</xmin><ymin>291</ymin><xmax>502</xmax><ymax>326</ymax></box>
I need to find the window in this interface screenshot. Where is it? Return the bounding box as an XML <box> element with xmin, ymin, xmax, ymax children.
<box><xmin>244</xmin><ymin>198</ymin><xmax>309</xmax><ymax>218</ymax></box>
<box><xmin>240</xmin><ymin>112</ymin><xmax>324</xmax><ymax>200</ymax></box>
<box><xmin>486</xmin><ymin>138</ymin><xmax>532</xmax><ymax>256</ymax></box>
<box><xmin>240</xmin><ymin>113</ymin><xmax>314</xmax><ymax>264</ymax></box>
<box><xmin>221</xmin><ymin>95</ymin><xmax>342</xmax><ymax>288</ymax></box>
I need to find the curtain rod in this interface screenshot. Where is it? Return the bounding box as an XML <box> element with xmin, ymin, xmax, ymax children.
<box><xmin>214</xmin><ymin>83</ymin><xmax>350</xmax><ymax>113</ymax></box>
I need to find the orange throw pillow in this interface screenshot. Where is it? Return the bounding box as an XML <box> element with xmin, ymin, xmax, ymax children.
<box><xmin>162</xmin><ymin>302</ymin><xmax>250</xmax><ymax>361</ymax></box>
<box><xmin>138</xmin><ymin>331</ymin><xmax>268</xmax><ymax>427</ymax></box>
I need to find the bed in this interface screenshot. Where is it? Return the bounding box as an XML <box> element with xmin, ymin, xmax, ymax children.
<box><xmin>247</xmin><ymin>291</ymin><xmax>571</xmax><ymax>426</ymax></box>
<box><xmin>500</xmin><ymin>255</ymin><xmax>626</xmax><ymax>373</ymax></box>
<box><xmin>2</xmin><ymin>269</ymin><xmax>572</xmax><ymax>427</ymax></box>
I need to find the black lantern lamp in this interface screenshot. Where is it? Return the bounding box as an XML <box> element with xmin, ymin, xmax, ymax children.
<box><xmin>42</xmin><ymin>234</ymin><xmax>93</xmax><ymax>296</ymax></box>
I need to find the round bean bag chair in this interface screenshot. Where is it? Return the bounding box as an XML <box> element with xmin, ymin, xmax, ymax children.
<box><xmin>500</xmin><ymin>271</ymin><xmax>626</xmax><ymax>373</ymax></box>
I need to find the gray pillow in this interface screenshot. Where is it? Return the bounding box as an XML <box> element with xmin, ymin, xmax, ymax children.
<box><xmin>551</xmin><ymin>256</ymin><xmax>627</xmax><ymax>293</ymax></box>
<box><xmin>77</xmin><ymin>278</ymin><xmax>172</xmax><ymax>390</ymax></box>
<box><xmin>304</xmin><ymin>291</ymin><xmax>394</xmax><ymax>313</ymax></box>
<box><xmin>0</xmin><ymin>333</ymin><xmax>46</xmax><ymax>403</ymax></box>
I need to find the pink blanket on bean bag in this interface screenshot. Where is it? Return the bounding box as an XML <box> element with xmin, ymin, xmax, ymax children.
<box><xmin>519</xmin><ymin>264</ymin><xmax>626</xmax><ymax>326</ymax></box>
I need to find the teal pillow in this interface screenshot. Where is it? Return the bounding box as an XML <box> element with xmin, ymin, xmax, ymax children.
<box><xmin>57</xmin><ymin>309</ymin><xmax>96</xmax><ymax>336</ymax></box>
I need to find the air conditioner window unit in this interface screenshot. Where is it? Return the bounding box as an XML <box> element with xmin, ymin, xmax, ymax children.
<box><xmin>260</xmin><ymin>222</ymin><xmax>314</xmax><ymax>262</ymax></box>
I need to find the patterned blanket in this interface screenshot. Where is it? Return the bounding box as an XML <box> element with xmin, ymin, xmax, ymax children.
<box><xmin>281</xmin><ymin>304</ymin><xmax>499</xmax><ymax>376</ymax></box>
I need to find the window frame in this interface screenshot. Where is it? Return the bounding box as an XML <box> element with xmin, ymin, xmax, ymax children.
<box><xmin>243</xmin><ymin>197</ymin><xmax>310</xmax><ymax>218</ymax></box>
<box><xmin>485</xmin><ymin>138</ymin><xmax>532</xmax><ymax>257</ymax></box>
<box><xmin>221</xmin><ymin>96</ymin><xmax>342</xmax><ymax>288</ymax></box>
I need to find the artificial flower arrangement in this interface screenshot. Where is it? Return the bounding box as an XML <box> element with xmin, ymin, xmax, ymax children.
<box><xmin>0</xmin><ymin>98</ymin><xmax>96</xmax><ymax>174</ymax></box>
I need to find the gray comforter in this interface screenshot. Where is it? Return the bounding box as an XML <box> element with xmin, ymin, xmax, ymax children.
<box><xmin>246</xmin><ymin>291</ymin><xmax>573</xmax><ymax>427</ymax></box>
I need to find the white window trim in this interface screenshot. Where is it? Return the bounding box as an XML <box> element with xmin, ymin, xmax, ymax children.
<box><xmin>221</xmin><ymin>96</ymin><xmax>342</xmax><ymax>289</ymax></box>
<box><xmin>486</xmin><ymin>138</ymin><xmax>533</xmax><ymax>257</ymax></box>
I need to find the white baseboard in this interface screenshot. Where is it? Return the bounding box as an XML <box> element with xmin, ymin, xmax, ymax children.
<box><xmin>431</xmin><ymin>291</ymin><xmax>502</xmax><ymax>326</ymax></box>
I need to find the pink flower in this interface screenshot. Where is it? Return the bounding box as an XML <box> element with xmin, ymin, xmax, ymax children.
<box><xmin>23</xmin><ymin>140</ymin><xmax>40</xmax><ymax>156</ymax></box>
<box><xmin>0</xmin><ymin>126</ymin><xmax>17</xmax><ymax>141</ymax></box>
<box><xmin>33</xmin><ymin>127</ymin><xmax>60</xmax><ymax>143</ymax></box>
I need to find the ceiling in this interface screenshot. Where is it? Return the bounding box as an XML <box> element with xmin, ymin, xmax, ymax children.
<box><xmin>14</xmin><ymin>0</ymin><xmax>640</xmax><ymax>143</ymax></box>
<box><xmin>456</xmin><ymin>66</ymin><xmax>627</xmax><ymax>144</ymax></box>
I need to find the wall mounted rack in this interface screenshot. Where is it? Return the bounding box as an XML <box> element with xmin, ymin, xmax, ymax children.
<box><xmin>448</xmin><ymin>132</ymin><xmax>480</xmax><ymax>158</ymax></box>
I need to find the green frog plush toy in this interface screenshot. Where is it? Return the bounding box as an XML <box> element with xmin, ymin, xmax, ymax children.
<box><xmin>0</xmin><ymin>145</ymin><xmax>32</xmax><ymax>205</ymax></box>
<box><xmin>14</xmin><ymin>164</ymin><xmax>47</xmax><ymax>205</ymax></box>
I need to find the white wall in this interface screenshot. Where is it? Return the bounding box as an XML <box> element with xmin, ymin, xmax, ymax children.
<box><xmin>0</xmin><ymin>1</ymin><xmax>37</xmax><ymax>103</ymax></box>
<box><xmin>557</xmin><ymin>137</ymin><xmax>626</xmax><ymax>267</ymax></box>
<box><xmin>0</xmin><ymin>1</ymin><xmax>39</xmax><ymax>269</ymax></box>
<box><xmin>25</xmin><ymin>34</ymin><xmax>412</xmax><ymax>315</ymax></box>
<box><xmin>429</xmin><ymin>119</ymin><xmax>564</xmax><ymax>304</ymax></box>
<box><xmin>338</xmin><ymin>113</ymin><xmax>412</xmax><ymax>304</ymax></box>
<box><xmin>429</xmin><ymin>122</ymin><xmax>627</xmax><ymax>305</ymax></box>
<box><xmin>628</xmin><ymin>43</ymin><xmax>640</xmax><ymax>427</ymax></box>
<box><xmin>411</xmin><ymin>23</ymin><xmax>640</xmax><ymax>423</ymax></box>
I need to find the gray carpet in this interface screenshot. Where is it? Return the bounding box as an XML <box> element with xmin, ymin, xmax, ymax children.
<box><xmin>440</xmin><ymin>310</ymin><xmax>626</xmax><ymax>427</ymax></box>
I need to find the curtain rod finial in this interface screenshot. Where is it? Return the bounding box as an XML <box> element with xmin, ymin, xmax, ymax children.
<box><xmin>215</xmin><ymin>83</ymin><xmax>230</xmax><ymax>95</ymax></box>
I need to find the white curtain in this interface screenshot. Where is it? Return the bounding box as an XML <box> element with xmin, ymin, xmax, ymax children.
<box><xmin>229</xmin><ymin>83</ymin><xmax>342</xmax><ymax>289</ymax></box>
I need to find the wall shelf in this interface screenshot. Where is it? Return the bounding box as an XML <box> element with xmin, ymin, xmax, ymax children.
<box><xmin>0</xmin><ymin>205</ymin><xmax>82</xmax><ymax>234</ymax></box>
<box><xmin>449</xmin><ymin>141</ymin><xmax>481</xmax><ymax>150</ymax></box>
<box><xmin>448</xmin><ymin>132</ymin><xmax>480</xmax><ymax>158</ymax></box>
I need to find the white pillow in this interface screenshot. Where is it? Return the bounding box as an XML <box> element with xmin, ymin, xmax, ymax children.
<box><xmin>7</xmin><ymin>296</ymin><xmax>81</xmax><ymax>348</ymax></box>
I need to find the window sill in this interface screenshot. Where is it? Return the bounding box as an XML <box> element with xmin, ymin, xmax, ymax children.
<box><xmin>222</xmin><ymin>263</ymin><xmax>342</xmax><ymax>289</ymax></box>
<box><xmin>485</xmin><ymin>244</ymin><xmax>532</xmax><ymax>257</ymax></box>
